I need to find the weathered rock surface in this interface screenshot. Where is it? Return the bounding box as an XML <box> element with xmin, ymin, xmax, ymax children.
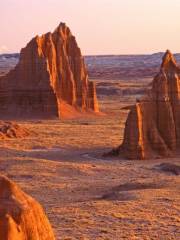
<box><xmin>0</xmin><ymin>175</ymin><xmax>55</xmax><ymax>240</ymax></box>
<box><xmin>117</xmin><ymin>50</ymin><xmax>180</xmax><ymax>159</ymax></box>
<box><xmin>0</xmin><ymin>23</ymin><xmax>99</xmax><ymax>118</ymax></box>
<box><xmin>0</xmin><ymin>121</ymin><xmax>30</xmax><ymax>138</ymax></box>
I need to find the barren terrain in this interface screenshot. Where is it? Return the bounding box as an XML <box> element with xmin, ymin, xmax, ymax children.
<box><xmin>0</xmin><ymin>55</ymin><xmax>179</xmax><ymax>239</ymax></box>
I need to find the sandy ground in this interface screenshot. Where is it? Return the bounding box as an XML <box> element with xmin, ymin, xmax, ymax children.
<box><xmin>0</xmin><ymin>81</ymin><xmax>180</xmax><ymax>240</ymax></box>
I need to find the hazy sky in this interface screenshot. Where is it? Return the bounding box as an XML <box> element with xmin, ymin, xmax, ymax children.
<box><xmin>1</xmin><ymin>0</ymin><xmax>180</xmax><ymax>55</ymax></box>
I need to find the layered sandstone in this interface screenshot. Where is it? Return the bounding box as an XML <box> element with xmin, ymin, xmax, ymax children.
<box><xmin>117</xmin><ymin>50</ymin><xmax>180</xmax><ymax>159</ymax></box>
<box><xmin>0</xmin><ymin>23</ymin><xmax>99</xmax><ymax>118</ymax></box>
<box><xmin>0</xmin><ymin>175</ymin><xmax>55</xmax><ymax>240</ymax></box>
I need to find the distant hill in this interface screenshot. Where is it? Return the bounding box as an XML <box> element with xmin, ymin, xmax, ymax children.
<box><xmin>84</xmin><ymin>53</ymin><xmax>180</xmax><ymax>79</ymax></box>
<box><xmin>0</xmin><ymin>53</ymin><xmax>19</xmax><ymax>76</ymax></box>
<box><xmin>0</xmin><ymin>53</ymin><xmax>19</xmax><ymax>59</ymax></box>
<box><xmin>1</xmin><ymin>52</ymin><xmax>180</xmax><ymax>79</ymax></box>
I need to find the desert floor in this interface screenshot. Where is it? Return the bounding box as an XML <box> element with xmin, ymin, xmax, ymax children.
<box><xmin>0</xmin><ymin>79</ymin><xmax>180</xmax><ymax>240</ymax></box>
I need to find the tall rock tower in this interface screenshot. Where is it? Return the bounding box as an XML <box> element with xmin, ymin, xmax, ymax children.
<box><xmin>0</xmin><ymin>23</ymin><xmax>99</xmax><ymax>118</ymax></box>
<box><xmin>116</xmin><ymin>50</ymin><xmax>180</xmax><ymax>159</ymax></box>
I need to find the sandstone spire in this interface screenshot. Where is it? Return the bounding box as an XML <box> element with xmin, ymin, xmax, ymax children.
<box><xmin>0</xmin><ymin>175</ymin><xmax>55</xmax><ymax>240</ymax></box>
<box><xmin>161</xmin><ymin>49</ymin><xmax>177</xmax><ymax>69</ymax></box>
<box><xmin>0</xmin><ymin>23</ymin><xmax>99</xmax><ymax>118</ymax></box>
<box><xmin>116</xmin><ymin>50</ymin><xmax>180</xmax><ymax>159</ymax></box>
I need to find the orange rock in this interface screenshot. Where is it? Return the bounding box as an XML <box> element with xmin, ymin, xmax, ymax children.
<box><xmin>0</xmin><ymin>23</ymin><xmax>99</xmax><ymax>118</ymax></box>
<box><xmin>0</xmin><ymin>121</ymin><xmax>30</xmax><ymax>138</ymax></box>
<box><xmin>118</xmin><ymin>50</ymin><xmax>180</xmax><ymax>159</ymax></box>
<box><xmin>0</xmin><ymin>175</ymin><xmax>55</xmax><ymax>240</ymax></box>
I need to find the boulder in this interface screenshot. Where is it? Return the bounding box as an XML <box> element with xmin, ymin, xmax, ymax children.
<box><xmin>0</xmin><ymin>175</ymin><xmax>55</xmax><ymax>240</ymax></box>
<box><xmin>0</xmin><ymin>121</ymin><xmax>30</xmax><ymax>139</ymax></box>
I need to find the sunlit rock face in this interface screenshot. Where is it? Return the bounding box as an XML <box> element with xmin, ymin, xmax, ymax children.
<box><xmin>0</xmin><ymin>23</ymin><xmax>99</xmax><ymax>118</ymax></box>
<box><xmin>118</xmin><ymin>50</ymin><xmax>180</xmax><ymax>159</ymax></box>
<box><xmin>0</xmin><ymin>175</ymin><xmax>55</xmax><ymax>240</ymax></box>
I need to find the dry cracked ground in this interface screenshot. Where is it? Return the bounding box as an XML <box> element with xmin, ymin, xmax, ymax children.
<box><xmin>0</xmin><ymin>79</ymin><xmax>179</xmax><ymax>240</ymax></box>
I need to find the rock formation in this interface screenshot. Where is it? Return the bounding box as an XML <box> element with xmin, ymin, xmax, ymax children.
<box><xmin>0</xmin><ymin>121</ymin><xmax>30</xmax><ymax>138</ymax></box>
<box><xmin>0</xmin><ymin>175</ymin><xmax>55</xmax><ymax>240</ymax></box>
<box><xmin>0</xmin><ymin>23</ymin><xmax>99</xmax><ymax>118</ymax></box>
<box><xmin>116</xmin><ymin>50</ymin><xmax>180</xmax><ymax>159</ymax></box>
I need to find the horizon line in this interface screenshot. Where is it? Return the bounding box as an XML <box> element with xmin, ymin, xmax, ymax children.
<box><xmin>1</xmin><ymin>51</ymin><xmax>180</xmax><ymax>57</ymax></box>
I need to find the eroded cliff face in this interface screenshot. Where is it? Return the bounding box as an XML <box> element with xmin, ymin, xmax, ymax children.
<box><xmin>0</xmin><ymin>23</ymin><xmax>99</xmax><ymax>118</ymax></box>
<box><xmin>0</xmin><ymin>175</ymin><xmax>55</xmax><ymax>240</ymax></box>
<box><xmin>119</xmin><ymin>50</ymin><xmax>180</xmax><ymax>159</ymax></box>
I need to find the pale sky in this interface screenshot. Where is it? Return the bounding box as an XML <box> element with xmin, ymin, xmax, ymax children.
<box><xmin>1</xmin><ymin>0</ymin><xmax>180</xmax><ymax>55</ymax></box>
